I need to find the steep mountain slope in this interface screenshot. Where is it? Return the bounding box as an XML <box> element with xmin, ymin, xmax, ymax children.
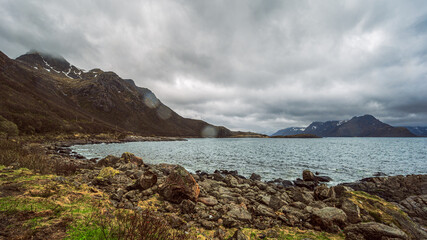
<box><xmin>272</xmin><ymin>115</ymin><xmax>416</xmax><ymax>137</ymax></box>
<box><xmin>271</xmin><ymin>127</ymin><xmax>305</xmax><ymax>136</ymax></box>
<box><xmin>0</xmin><ymin>50</ymin><xmax>231</xmax><ymax>137</ymax></box>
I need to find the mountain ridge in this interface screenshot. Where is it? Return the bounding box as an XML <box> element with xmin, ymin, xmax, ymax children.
<box><xmin>272</xmin><ymin>115</ymin><xmax>416</xmax><ymax>137</ymax></box>
<box><xmin>0</xmin><ymin>50</ymin><xmax>232</xmax><ymax>137</ymax></box>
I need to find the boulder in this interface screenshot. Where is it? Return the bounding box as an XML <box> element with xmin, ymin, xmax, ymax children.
<box><xmin>250</xmin><ymin>173</ymin><xmax>261</xmax><ymax>181</ymax></box>
<box><xmin>344</xmin><ymin>222</ymin><xmax>408</xmax><ymax>240</ymax></box>
<box><xmin>120</xmin><ymin>152</ymin><xmax>143</xmax><ymax>166</ymax></box>
<box><xmin>225</xmin><ymin>175</ymin><xmax>239</xmax><ymax>187</ymax></box>
<box><xmin>96</xmin><ymin>155</ymin><xmax>120</xmax><ymax>167</ymax></box>
<box><xmin>311</xmin><ymin>207</ymin><xmax>347</xmax><ymax>232</ymax></box>
<box><xmin>138</xmin><ymin>170</ymin><xmax>157</xmax><ymax>190</ymax></box>
<box><xmin>227</xmin><ymin>204</ymin><xmax>252</xmax><ymax>221</ymax></box>
<box><xmin>230</xmin><ymin>229</ymin><xmax>248</xmax><ymax>240</ymax></box>
<box><xmin>315</xmin><ymin>175</ymin><xmax>333</xmax><ymax>182</ymax></box>
<box><xmin>255</xmin><ymin>204</ymin><xmax>276</xmax><ymax>218</ymax></box>
<box><xmin>294</xmin><ymin>179</ymin><xmax>317</xmax><ymax>190</ymax></box>
<box><xmin>291</xmin><ymin>190</ymin><xmax>314</xmax><ymax>205</ymax></box>
<box><xmin>282</xmin><ymin>180</ymin><xmax>294</xmax><ymax>188</ymax></box>
<box><xmin>180</xmin><ymin>199</ymin><xmax>196</xmax><ymax>214</ymax></box>
<box><xmin>314</xmin><ymin>185</ymin><xmax>336</xmax><ymax>200</ymax></box>
<box><xmin>332</xmin><ymin>185</ymin><xmax>353</xmax><ymax>198</ymax></box>
<box><xmin>198</xmin><ymin>196</ymin><xmax>218</xmax><ymax>206</ymax></box>
<box><xmin>399</xmin><ymin>195</ymin><xmax>427</xmax><ymax>226</ymax></box>
<box><xmin>159</xmin><ymin>165</ymin><xmax>200</xmax><ymax>203</ymax></box>
<box><xmin>340</xmin><ymin>199</ymin><xmax>361</xmax><ymax>224</ymax></box>
<box><xmin>269</xmin><ymin>195</ymin><xmax>286</xmax><ymax>211</ymax></box>
<box><xmin>303</xmin><ymin>170</ymin><xmax>316</xmax><ymax>181</ymax></box>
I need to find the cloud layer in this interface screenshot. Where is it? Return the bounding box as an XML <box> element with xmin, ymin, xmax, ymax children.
<box><xmin>1</xmin><ymin>0</ymin><xmax>427</xmax><ymax>133</ymax></box>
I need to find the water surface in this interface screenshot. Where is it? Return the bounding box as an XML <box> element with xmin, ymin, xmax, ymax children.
<box><xmin>70</xmin><ymin>138</ymin><xmax>427</xmax><ymax>185</ymax></box>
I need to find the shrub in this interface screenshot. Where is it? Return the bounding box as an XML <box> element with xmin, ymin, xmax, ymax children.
<box><xmin>87</xmin><ymin>206</ymin><xmax>188</xmax><ymax>240</ymax></box>
<box><xmin>0</xmin><ymin>115</ymin><xmax>19</xmax><ymax>139</ymax></box>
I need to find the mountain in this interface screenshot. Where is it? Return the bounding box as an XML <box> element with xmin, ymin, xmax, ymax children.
<box><xmin>303</xmin><ymin>121</ymin><xmax>342</xmax><ymax>136</ymax></box>
<box><xmin>271</xmin><ymin>127</ymin><xmax>305</xmax><ymax>136</ymax></box>
<box><xmin>272</xmin><ymin>115</ymin><xmax>416</xmax><ymax>137</ymax></box>
<box><xmin>404</xmin><ymin>126</ymin><xmax>427</xmax><ymax>137</ymax></box>
<box><xmin>0</xmin><ymin>50</ymin><xmax>232</xmax><ymax>137</ymax></box>
<box><xmin>327</xmin><ymin>115</ymin><xmax>415</xmax><ymax>137</ymax></box>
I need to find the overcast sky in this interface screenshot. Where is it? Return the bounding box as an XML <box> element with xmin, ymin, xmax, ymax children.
<box><xmin>1</xmin><ymin>0</ymin><xmax>427</xmax><ymax>134</ymax></box>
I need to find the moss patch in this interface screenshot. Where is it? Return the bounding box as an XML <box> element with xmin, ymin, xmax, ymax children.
<box><xmin>96</xmin><ymin>167</ymin><xmax>120</xmax><ymax>179</ymax></box>
<box><xmin>347</xmin><ymin>191</ymin><xmax>409</xmax><ymax>226</ymax></box>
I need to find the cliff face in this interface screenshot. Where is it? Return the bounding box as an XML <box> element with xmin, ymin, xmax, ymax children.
<box><xmin>0</xmin><ymin>50</ymin><xmax>231</xmax><ymax>137</ymax></box>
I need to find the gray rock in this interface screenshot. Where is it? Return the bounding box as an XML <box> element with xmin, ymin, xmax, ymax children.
<box><xmin>180</xmin><ymin>199</ymin><xmax>196</xmax><ymax>214</ymax></box>
<box><xmin>214</xmin><ymin>227</ymin><xmax>226</xmax><ymax>240</ymax></box>
<box><xmin>200</xmin><ymin>220</ymin><xmax>216</xmax><ymax>230</ymax></box>
<box><xmin>331</xmin><ymin>185</ymin><xmax>353</xmax><ymax>198</ymax></box>
<box><xmin>139</xmin><ymin>170</ymin><xmax>157</xmax><ymax>190</ymax></box>
<box><xmin>315</xmin><ymin>175</ymin><xmax>333</xmax><ymax>182</ymax></box>
<box><xmin>250</xmin><ymin>173</ymin><xmax>261</xmax><ymax>181</ymax></box>
<box><xmin>198</xmin><ymin>196</ymin><xmax>218</xmax><ymax>206</ymax></box>
<box><xmin>399</xmin><ymin>194</ymin><xmax>427</xmax><ymax>226</ymax></box>
<box><xmin>227</xmin><ymin>204</ymin><xmax>252</xmax><ymax>221</ymax></box>
<box><xmin>269</xmin><ymin>195</ymin><xmax>286</xmax><ymax>211</ymax></box>
<box><xmin>303</xmin><ymin>170</ymin><xmax>316</xmax><ymax>181</ymax></box>
<box><xmin>311</xmin><ymin>207</ymin><xmax>347</xmax><ymax>232</ymax></box>
<box><xmin>314</xmin><ymin>185</ymin><xmax>335</xmax><ymax>200</ymax></box>
<box><xmin>256</xmin><ymin>204</ymin><xmax>276</xmax><ymax>218</ymax></box>
<box><xmin>292</xmin><ymin>190</ymin><xmax>314</xmax><ymax>205</ymax></box>
<box><xmin>341</xmin><ymin>199</ymin><xmax>361</xmax><ymax>224</ymax></box>
<box><xmin>344</xmin><ymin>222</ymin><xmax>408</xmax><ymax>240</ymax></box>
<box><xmin>225</xmin><ymin>175</ymin><xmax>239</xmax><ymax>187</ymax></box>
<box><xmin>229</xmin><ymin>229</ymin><xmax>248</xmax><ymax>240</ymax></box>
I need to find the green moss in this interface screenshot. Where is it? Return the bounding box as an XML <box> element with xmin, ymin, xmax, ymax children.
<box><xmin>348</xmin><ymin>191</ymin><xmax>409</xmax><ymax>226</ymax></box>
<box><xmin>96</xmin><ymin>167</ymin><xmax>120</xmax><ymax>180</ymax></box>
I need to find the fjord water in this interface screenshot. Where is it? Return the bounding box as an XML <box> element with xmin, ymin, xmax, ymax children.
<box><xmin>71</xmin><ymin>138</ymin><xmax>427</xmax><ymax>185</ymax></box>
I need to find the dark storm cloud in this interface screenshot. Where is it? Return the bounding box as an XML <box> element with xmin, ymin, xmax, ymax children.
<box><xmin>1</xmin><ymin>0</ymin><xmax>427</xmax><ymax>133</ymax></box>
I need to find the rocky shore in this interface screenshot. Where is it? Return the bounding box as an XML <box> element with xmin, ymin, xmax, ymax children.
<box><xmin>43</xmin><ymin>143</ymin><xmax>427</xmax><ymax>240</ymax></box>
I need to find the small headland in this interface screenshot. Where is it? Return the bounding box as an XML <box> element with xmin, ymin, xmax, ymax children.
<box><xmin>269</xmin><ymin>134</ymin><xmax>322</xmax><ymax>138</ymax></box>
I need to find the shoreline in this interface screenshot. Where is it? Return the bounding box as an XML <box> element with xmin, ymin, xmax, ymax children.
<box><xmin>1</xmin><ymin>137</ymin><xmax>426</xmax><ymax>239</ymax></box>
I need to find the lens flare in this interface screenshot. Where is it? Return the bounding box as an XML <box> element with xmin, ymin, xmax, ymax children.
<box><xmin>143</xmin><ymin>92</ymin><xmax>160</xmax><ymax>109</ymax></box>
<box><xmin>157</xmin><ymin>105</ymin><xmax>172</xmax><ymax>120</ymax></box>
<box><xmin>201</xmin><ymin>126</ymin><xmax>218</xmax><ymax>138</ymax></box>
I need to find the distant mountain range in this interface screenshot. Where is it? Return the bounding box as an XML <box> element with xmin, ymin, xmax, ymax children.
<box><xmin>0</xmin><ymin>50</ymin><xmax>232</xmax><ymax>137</ymax></box>
<box><xmin>272</xmin><ymin>115</ymin><xmax>419</xmax><ymax>137</ymax></box>
<box><xmin>404</xmin><ymin>127</ymin><xmax>427</xmax><ymax>137</ymax></box>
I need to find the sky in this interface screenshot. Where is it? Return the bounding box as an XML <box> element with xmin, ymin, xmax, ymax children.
<box><xmin>1</xmin><ymin>0</ymin><xmax>427</xmax><ymax>134</ymax></box>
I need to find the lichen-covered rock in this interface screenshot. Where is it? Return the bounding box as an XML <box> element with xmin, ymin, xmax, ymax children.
<box><xmin>97</xmin><ymin>167</ymin><xmax>120</xmax><ymax>179</ymax></box>
<box><xmin>344</xmin><ymin>222</ymin><xmax>408</xmax><ymax>240</ymax></box>
<box><xmin>159</xmin><ymin>165</ymin><xmax>200</xmax><ymax>203</ymax></box>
